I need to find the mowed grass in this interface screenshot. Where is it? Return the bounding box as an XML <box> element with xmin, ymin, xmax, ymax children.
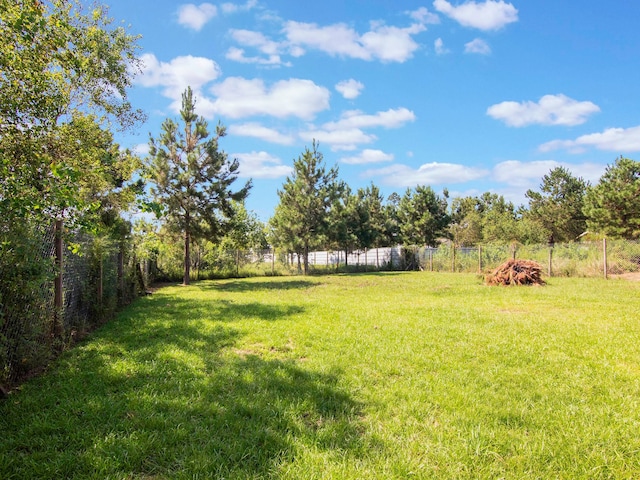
<box><xmin>2</xmin><ymin>273</ymin><xmax>640</xmax><ymax>479</ymax></box>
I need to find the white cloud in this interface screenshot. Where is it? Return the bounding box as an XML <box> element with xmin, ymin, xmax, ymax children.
<box><xmin>364</xmin><ymin>162</ymin><xmax>489</xmax><ymax>187</ymax></box>
<box><xmin>177</xmin><ymin>3</ymin><xmax>217</xmax><ymax>31</ymax></box>
<box><xmin>209</xmin><ymin>77</ymin><xmax>330</xmax><ymax>119</ymax></box>
<box><xmin>465</xmin><ymin>38</ymin><xmax>491</xmax><ymax>55</ymax></box>
<box><xmin>221</xmin><ymin>0</ymin><xmax>257</xmax><ymax>14</ymax></box>
<box><xmin>301</xmin><ymin>107</ymin><xmax>415</xmax><ymax>151</ymax></box>
<box><xmin>228</xmin><ymin>122</ymin><xmax>295</xmax><ymax>145</ymax></box>
<box><xmin>137</xmin><ymin>53</ymin><xmax>222</xmax><ymax>100</ymax></box>
<box><xmin>229</xmin><ymin>29</ymin><xmax>282</xmax><ymax>56</ymax></box>
<box><xmin>283</xmin><ymin>20</ymin><xmax>425</xmax><ymax>63</ymax></box>
<box><xmin>335</xmin><ymin>79</ymin><xmax>365</xmax><ymax>99</ymax></box>
<box><xmin>493</xmin><ymin>160</ymin><xmax>561</xmax><ymax>187</ymax></box>
<box><xmin>540</xmin><ymin>125</ymin><xmax>640</xmax><ymax>153</ymax></box>
<box><xmin>132</xmin><ymin>143</ymin><xmax>150</xmax><ymax>156</ymax></box>
<box><xmin>434</xmin><ymin>37</ymin><xmax>449</xmax><ymax>55</ymax></box>
<box><xmin>408</xmin><ymin>7</ymin><xmax>441</xmax><ymax>24</ymax></box>
<box><xmin>234</xmin><ymin>151</ymin><xmax>292</xmax><ymax>179</ymax></box>
<box><xmin>298</xmin><ymin>128</ymin><xmax>377</xmax><ymax>152</ymax></box>
<box><xmin>433</xmin><ymin>0</ymin><xmax>518</xmax><ymax>31</ymax></box>
<box><xmin>284</xmin><ymin>22</ymin><xmax>363</xmax><ymax>59</ymax></box>
<box><xmin>493</xmin><ymin>160</ymin><xmax>606</xmax><ymax>188</ymax></box>
<box><xmin>225</xmin><ymin>47</ymin><xmax>288</xmax><ymax>66</ymax></box>
<box><xmin>226</xmin><ymin>30</ymin><xmax>298</xmax><ymax>66</ymax></box>
<box><xmin>341</xmin><ymin>149</ymin><xmax>394</xmax><ymax>165</ymax></box>
<box><xmin>487</xmin><ymin>94</ymin><xmax>601</xmax><ymax>127</ymax></box>
<box><xmin>136</xmin><ymin>57</ymin><xmax>329</xmax><ymax>120</ymax></box>
<box><xmin>323</xmin><ymin>108</ymin><xmax>417</xmax><ymax>130</ymax></box>
<box><xmin>360</xmin><ymin>23</ymin><xmax>427</xmax><ymax>62</ymax></box>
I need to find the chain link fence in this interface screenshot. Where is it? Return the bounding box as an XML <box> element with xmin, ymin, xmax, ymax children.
<box><xmin>1</xmin><ymin>222</ymin><xmax>141</xmax><ymax>387</ymax></box>
<box><xmin>172</xmin><ymin>239</ymin><xmax>640</xmax><ymax>279</ymax></box>
<box><xmin>393</xmin><ymin>239</ymin><xmax>640</xmax><ymax>277</ymax></box>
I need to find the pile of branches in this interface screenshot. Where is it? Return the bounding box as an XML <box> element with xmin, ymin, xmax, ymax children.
<box><xmin>485</xmin><ymin>259</ymin><xmax>545</xmax><ymax>286</ymax></box>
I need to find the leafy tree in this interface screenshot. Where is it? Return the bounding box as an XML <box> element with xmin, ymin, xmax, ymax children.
<box><xmin>449</xmin><ymin>196</ymin><xmax>484</xmax><ymax>246</ymax></box>
<box><xmin>476</xmin><ymin>193</ymin><xmax>520</xmax><ymax>244</ymax></box>
<box><xmin>270</xmin><ymin>141</ymin><xmax>340</xmax><ymax>275</ymax></box>
<box><xmin>223</xmin><ymin>201</ymin><xmax>268</xmax><ymax>251</ymax></box>
<box><xmin>148</xmin><ymin>87</ymin><xmax>251</xmax><ymax>285</ymax></box>
<box><xmin>525</xmin><ymin>167</ymin><xmax>588</xmax><ymax>243</ymax></box>
<box><xmin>583</xmin><ymin>156</ymin><xmax>640</xmax><ymax>239</ymax></box>
<box><xmin>269</xmin><ymin>205</ymin><xmax>304</xmax><ymax>270</ymax></box>
<box><xmin>0</xmin><ymin>0</ymin><xmax>143</xmax><ymax>223</ymax></box>
<box><xmin>50</xmin><ymin>114</ymin><xmax>144</xmax><ymax>229</ymax></box>
<box><xmin>397</xmin><ymin>186</ymin><xmax>450</xmax><ymax>246</ymax></box>
<box><xmin>515</xmin><ymin>213</ymin><xmax>551</xmax><ymax>245</ymax></box>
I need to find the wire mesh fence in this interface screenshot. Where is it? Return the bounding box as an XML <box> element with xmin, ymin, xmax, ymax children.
<box><xmin>1</xmin><ymin>222</ymin><xmax>141</xmax><ymax>387</ymax></box>
<box><xmin>394</xmin><ymin>240</ymin><xmax>640</xmax><ymax>277</ymax></box>
<box><xmin>182</xmin><ymin>239</ymin><xmax>640</xmax><ymax>278</ymax></box>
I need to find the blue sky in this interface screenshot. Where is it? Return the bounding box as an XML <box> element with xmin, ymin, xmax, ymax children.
<box><xmin>106</xmin><ymin>0</ymin><xmax>640</xmax><ymax>220</ymax></box>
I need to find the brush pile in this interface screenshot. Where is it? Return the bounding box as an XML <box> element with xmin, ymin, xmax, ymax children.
<box><xmin>485</xmin><ymin>259</ymin><xmax>545</xmax><ymax>286</ymax></box>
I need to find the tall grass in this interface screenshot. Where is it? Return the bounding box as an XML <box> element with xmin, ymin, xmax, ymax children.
<box><xmin>1</xmin><ymin>273</ymin><xmax>639</xmax><ymax>479</ymax></box>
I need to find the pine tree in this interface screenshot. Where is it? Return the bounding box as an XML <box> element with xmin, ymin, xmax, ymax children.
<box><xmin>525</xmin><ymin>167</ymin><xmax>588</xmax><ymax>243</ymax></box>
<box><xmin>270</xmin><ymin>141</ymin><xmax>339</xmax><ymax>275</ymax></box>
<box><xmin>584</xmin><ymin>156</ymin><xmax>640</xmax><ymax>239</ymax></box>
<box><xmin>148</xmin><ymin>87</ymin><xmax>251</xmax><ymax>284</ymax></box>
<box><xmin>327</xmin><ymin>184</ymin><xmax>361</xmax><ymax>266</ymax></box>
<box><xmin>397</xmin><ymin>186</ymin><xmax>450</xmax><ymax>246</ymax></box>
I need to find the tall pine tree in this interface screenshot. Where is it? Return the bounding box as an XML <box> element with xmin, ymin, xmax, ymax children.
<box><xmin>148</xmin><ymin>87</ymin><xmax>251</xmax><ymax>284</ymax></box>
<box><xmin>525</xmin><ymin>167</ymin><xmax>588</xmax><ymax>243</ymax></box>
<box><xmin>583</xmin><ymin>156</ymin><xmax>640</xmax><ymax>239</ymax></box>
<box><xmin>270</xmin><ymin>141</ymin><xmax>339</xmax><ymax>275</ymax></box>
<box><xmin>397</xmin><ymin>185</ymin><xmax>450</xmax><ymax>246</ymax></box>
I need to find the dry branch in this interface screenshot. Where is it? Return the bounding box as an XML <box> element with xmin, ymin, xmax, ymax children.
<box><xmin>485</xmin><ymin>259</ymin><xmax>545</xmax><ymax>286</ymax></box>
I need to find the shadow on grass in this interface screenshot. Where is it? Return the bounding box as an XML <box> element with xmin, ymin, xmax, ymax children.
<box><xmin>198</xmin><ymin>278</ymin><xmax>320</xmax><ymax>293</ymax></box>
<box><xmin>139</xmin><ymin>290</ymin><xmax>306</xmax><ymax>325</ymax></box>
<box><xmin>0</xmin><ymin>293</ymin><xmax>371</xmax><ymax>479</ymax></box>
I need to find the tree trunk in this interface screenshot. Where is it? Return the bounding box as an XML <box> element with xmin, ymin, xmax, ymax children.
<box><xmin>184</xmin><ymin>228</ymin><xmax>190</xmax><ymax>285</ymax></box>
<box><xmin>303</xmin><ymin>243</ymin><xmax>309</xmax><ymax>275</ymax></box>
<box><xmin>344</xmin><ymin>248</ymin><xmax>349</xmax><ymax>267</ymax></box>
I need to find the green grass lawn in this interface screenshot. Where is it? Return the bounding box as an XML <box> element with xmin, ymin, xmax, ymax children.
<box><xmin>2</xmin><ymin>273</ymin><xmax>640</xmax><ymax>479</ymax></box>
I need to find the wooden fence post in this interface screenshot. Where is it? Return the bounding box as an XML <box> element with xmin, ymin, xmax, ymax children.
<box><xmin>451</xmin><ymin>245</ymin><xmax>456</xmax><ymax>272</ymax></box>
<box><xmin>97</xmin><ymin>255</ymin><xmax>103</xmax><ymax>306</ymax></box>
<box><xmin>53</xmin><ymin>219</ymin><xmax>64</xmax><ymax>338</ymax></box>
<box><xmin>478</xmin><ymin>245</ymin><xmax>482</xmax><ymax>273</ymax></box>
<box><xmin>117</xmin><ymin>250</ymin><xmax>124</xmax><ymax>302</ymax></box>
<box><xmin>603</xmin><ymin>238</ymin><xmax>608</xmax><ymax>279</ymax></box>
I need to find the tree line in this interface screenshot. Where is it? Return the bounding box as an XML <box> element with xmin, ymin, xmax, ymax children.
<box><xmin>268</xmin><ymin>143</ymin><xmax>639</xmax><ymax>274</ymax></box>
